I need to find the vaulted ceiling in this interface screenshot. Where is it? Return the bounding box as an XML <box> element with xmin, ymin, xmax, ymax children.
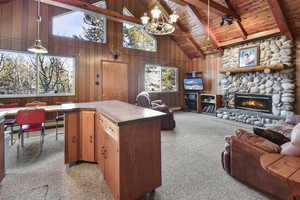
<box><xmin>33</xmin><ymin>0</ymin><xmax>300</xmax><ymax>58</ymax></box>
<box><xmin>139</xmin><ymin>0</ymin><xmax>300</xmax><ymax>58</ymax></box>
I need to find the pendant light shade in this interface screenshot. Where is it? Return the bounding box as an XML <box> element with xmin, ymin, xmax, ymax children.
<box><xmin>28</xmin><ymin>39</ymin><xmax>48</xmax><ymax>54</ymax></box>
<box><xmin>28</xmin><ymin>0</ymin><xmax>48</xmax><ymax>54</ymax></box>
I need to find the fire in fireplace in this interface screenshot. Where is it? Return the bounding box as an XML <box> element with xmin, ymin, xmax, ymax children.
<box><xmin>235</xmin><ymin>93</ymin><xmax>272</xmax><ymax>113</ymax></box>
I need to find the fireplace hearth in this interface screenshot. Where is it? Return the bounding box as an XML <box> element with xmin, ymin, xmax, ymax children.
<box><xmin>235</xmin><ymin>93</ymin><xmax>272</xmax><ymax>113</ymax></box>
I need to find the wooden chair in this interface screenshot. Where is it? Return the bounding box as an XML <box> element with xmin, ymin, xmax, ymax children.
<box><xmin>16</xmin><ymin>109</ymin><xmax>46</xmax><ymax>158</ymax></box>
<box><xmin>0</xmin><ymin>103</ymin><xmax>18</xmax><ymax>145</ymax></box>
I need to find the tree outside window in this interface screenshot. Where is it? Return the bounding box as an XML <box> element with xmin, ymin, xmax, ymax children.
<box><xmin>123</xmin><ymin>8</ymin><xmax>157</xmax><ymax>52</ymax></box>
<box><xmin>145</xmin><ymin>64</ymin><xmax>178</xmax><ymax>92</ymax></box>
<box><xmin>52</xmin><ymin>1</ymin><xmax>107</xmax><ymax>43</ymax></box>
<box><xmin>0</xmin><ymin>50</ymin><xmax>75</xmax><ymax>97</ymax></box>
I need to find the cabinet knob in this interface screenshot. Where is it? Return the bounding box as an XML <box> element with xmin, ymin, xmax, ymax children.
<box><xmin>90</xmin><ymin>136</ymin><xmax>93</xmax><ymax>143</ymax></box>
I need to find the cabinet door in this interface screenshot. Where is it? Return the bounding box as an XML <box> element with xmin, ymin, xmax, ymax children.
<box><xmin>104</xmin><ymin>131</ymin><xmax>120</xmax><ymax>200</ymax></box>
<box><xmin>95</xmin><ymin>114</ymin><xmax>105</xmax><ymax>173</ymax></box>
<box><xmin>0</xmin><ymin>121</ymin><xmax>4</xmax><ymax>183</ymax></box>
<box><xmin>80</xmin><ymin>111</ymin><xmax>95</xmax><ymax>162</ymax></box>
<box><xmin>65</xmin><ymin>113</ymin><xmax>79</xmax><ymax>164</ymax></box>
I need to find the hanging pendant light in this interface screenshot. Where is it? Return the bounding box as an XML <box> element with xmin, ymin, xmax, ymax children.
<box><xmin>28</xmin><ymin>0</ymin><xmax>48</xmax><ymax>54</ymax></box>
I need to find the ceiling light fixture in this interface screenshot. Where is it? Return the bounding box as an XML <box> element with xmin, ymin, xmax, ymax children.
<box><xmin>141</xmin><ymin>3</ymin><xmax>179</xmax><ymax>35</ymax></box>
<box><xmin>28</xmin><ymin>0</ymin><xmax>48</xmax><ymax>54</ymax></box>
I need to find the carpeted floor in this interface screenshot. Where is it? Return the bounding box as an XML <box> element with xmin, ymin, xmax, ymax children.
<box><xmin>0</xmin><ymin>112</ymin><xmax>275</xmax><ymax>200</ymax></box>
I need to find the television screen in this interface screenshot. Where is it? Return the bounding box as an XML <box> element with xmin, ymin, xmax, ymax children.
<box><xmin>184</xmin><ymin>78</ymin><xmax>204</xmax><ymax>90</ymax></box>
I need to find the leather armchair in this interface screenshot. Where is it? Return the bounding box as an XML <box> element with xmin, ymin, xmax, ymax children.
<box><xmin>136</xmin><ymin>91</ymin><xmax>176</xmax><ymax>130</ymax></box>
<box><xmin>222</xmin><ymin>130</ymin><xmax>290</xmax><ymax>199</ymax></box>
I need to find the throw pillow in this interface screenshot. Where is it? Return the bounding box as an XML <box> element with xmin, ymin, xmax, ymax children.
<box><xmin>281</xmin><ymin>142</ymin><xmax>300</xmax><ymax>156</ymax></box>
<box><xmin>281</xmin><ymin>123</ymin><xmax>300</xmax><ymax>156</ymax></box>
<box><xmin>253</xmin><ymin>127</ymin><xmax>290</xmax><ymax>146</ymax></box>
<box><xmin>235</xmin><ymin>129</ymin><xmax>281</xmax><ymax>153</ymax></box>
<box><xmin>291</xmin><ymin>123</ymin><xmax>300</xmax><ymax>146</ymax></box>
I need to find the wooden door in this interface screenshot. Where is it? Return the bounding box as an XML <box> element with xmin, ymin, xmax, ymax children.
<box><xmin>102</xmin><ymin>61</ymin><xmax>128</xmax><ymax>102</ymax></box>
<box><xmin>80</xmin><ymin>111</ymin><xmax>95</xmax><ymax>162</ymax></box>
<box><xmin>64</xmin><ymin>113</ymin><xmax>79</xmax><ymax>164</ymax></box>
<box><xmin>95</xmin><ymin>114</ymin><xmax>105</xmax><ymax>173</ymax></box>
<box><xmin>104</xmin><ymin>131</ymin><xmax>120</xmax><ymax>199</ymax></box>
<box><xmin>0</xmin><ymin>121</ymin><xmax>4</xmax><ymax>183</ymax></box>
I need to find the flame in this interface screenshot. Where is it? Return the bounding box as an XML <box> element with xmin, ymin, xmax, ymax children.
<box><xmin>241</xmin><ymin>100</ymin><xmax>265</xmax><ymax>108</ymax></box>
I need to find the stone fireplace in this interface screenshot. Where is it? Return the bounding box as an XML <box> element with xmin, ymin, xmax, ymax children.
<box><xmin>216</xmin><ymin>35</ymin><xmax>295</xmax><ymax>126</ymax></box>
<box><xmin>219</xmin><ymin>35</ymin><xmax>295</xmax><ymax>117</ymax></box>
<box><xmin>235</xmin><ymin>93</ymin><xmax>272</xmax><ymax>113</ymax></box>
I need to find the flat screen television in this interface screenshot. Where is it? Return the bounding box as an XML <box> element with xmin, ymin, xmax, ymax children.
<box><xmin>184</xmin><ymin>78</ymin><xmax>204</xmax><ymax>91</ymax></box>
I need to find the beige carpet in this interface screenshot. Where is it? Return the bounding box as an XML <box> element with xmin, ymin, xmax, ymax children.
<box><xmin>0</xmin><ymin>112</ymin><xmax>275</xmax><ymax>200</ymax></box>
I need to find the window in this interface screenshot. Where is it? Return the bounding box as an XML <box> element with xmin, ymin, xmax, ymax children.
<box><xmin>0</xmin><ymin>50</ymin><xmax>75</xmax><ymax>97</ymax></box>
<box><xmin>122</xmin><ymin>8</ymin><xmax>157</xmax><ymax>52</ymax></box>
<box><xmin>52</xmin><ymin>1</ymin><xmax>107</xmax><ymax>43</ymax></box>
<box><xmin>145</xmin><ymin>64</ymin><xmax>178</xmax><ymax>92</ymax></box>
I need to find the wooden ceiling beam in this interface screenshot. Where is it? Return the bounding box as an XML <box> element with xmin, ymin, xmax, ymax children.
<box><xmin>219</xmin><ymin>28</ymin><xmax>281</xmax><ymax>47</ymax></box>
<box><xmin>266</xmin><ymin>0</ymin><xmax>293</xmax><ymax>40</ymax></box>
<box><xmin>40</xmin><ymin>0</ymin><xmax>142</xmax><ymax>23</ymax></box>
<box><xmin>157</xmin><ymin>0</ymin><xmax>205</xmax><ymax>58</ymax></box>
<box><xmin>224</xmin><ymin>0</ymin><xmax>247</xmax><ymax>40</ymax></box>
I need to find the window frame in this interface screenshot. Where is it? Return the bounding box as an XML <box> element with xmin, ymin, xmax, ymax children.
<box><xmin>122</xmin><ymin>8</ymin><xmax>157</xmax><ymax>52</ymax></box>
<box><xmin>51</xmin><ymin>1</ymin><xmax>107</xmax><ymax>44</ymax></box>
<box><xmin>0</xmin><ymin>49</ymin><xmax>76</xmax><ymax>99</ymax></box>
<box><xmin>144</xmin><ymin>64</ymin><xmax>179</xmax><ymax>93</ymax></box>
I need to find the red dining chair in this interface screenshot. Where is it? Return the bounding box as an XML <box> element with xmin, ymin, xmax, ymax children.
<box><xmin>0</xmin><ymin>103</ymin><xmax>18</xmax><ymax>145</ymax></box>
<box><xmin>16</xmin><ymin>109</ymin><xmax>46</xmax><ymax>157</ymax></box>
<box><xmin>25</xmin><ymin>102</ymin><xmax>47</xmax><ymax>138</ymax></box>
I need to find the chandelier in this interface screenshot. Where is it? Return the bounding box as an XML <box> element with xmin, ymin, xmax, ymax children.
<box><xmin>140</xmin><ymin>4</ymin><xmax>179</xmax><ymax>35</ymax></box>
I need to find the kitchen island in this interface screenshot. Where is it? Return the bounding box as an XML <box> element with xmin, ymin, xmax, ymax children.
<box><xmin>63</xmin><ymin>101</ymin><xmax>166</xmax><ymax>200</ymax></box>
<box><xmin>0</xmin><ymin>101</ymin><xmax>166</xmax><ymax>200</ymax></box>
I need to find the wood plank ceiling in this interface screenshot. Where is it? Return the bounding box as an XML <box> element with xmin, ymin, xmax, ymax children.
<box><xmin>139</xmin><ymin>0</ymin><xmax>297</xmax><ymax>58</ymax></box>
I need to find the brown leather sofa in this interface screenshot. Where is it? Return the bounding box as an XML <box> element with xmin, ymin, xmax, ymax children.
<box><xmin>136</xmin><ymin>91</ymin><xmax>176</xmax><ymax>130</ymax></box>
<box><xmin>222</xmin><ymin>129</ymin><xmax>290</xmax><ymax>199</ymax></box>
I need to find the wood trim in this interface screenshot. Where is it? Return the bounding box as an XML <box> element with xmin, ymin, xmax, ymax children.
<box><xmin>219</xmin><ymin>64</ymin><xmax>286</xmax><ymax>74</ymax></box>
<box><xmin>266</xmin><ymin>0</ymin><xmax>293</xmax><ymax>40</ymax></box>
<box><xmin>219</xmin><ymin>28</ymin><xmax>281</xmax><ymax>47</ymax></box>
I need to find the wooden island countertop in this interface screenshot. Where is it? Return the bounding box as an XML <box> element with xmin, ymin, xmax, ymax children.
<box><xmin>0</xmin><ymin>100</ymin><xmax>166</xmax><ymax>126</ymax></box>
<box><xmin>61</xmin><ymin>100</ymin><xmax>167</xmax><ymax>126</ymax></box>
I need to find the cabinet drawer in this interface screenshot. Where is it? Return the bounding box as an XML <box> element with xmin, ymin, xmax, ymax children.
<box><xmin>98</xmin><ymin>114</ymin><xmax>119</xmax><ymax>141</ymax></box>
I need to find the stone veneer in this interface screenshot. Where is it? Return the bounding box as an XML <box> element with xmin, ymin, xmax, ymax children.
<box><xmin>219</xmin><ymin>35</ymin><xmax>295</xmax><ymax>117</ymax></box>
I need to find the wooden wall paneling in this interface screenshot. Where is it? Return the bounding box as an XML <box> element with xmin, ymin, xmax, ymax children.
<box><xmin>0</xmin><ymin>0</ymin><xmax>194</xmax><ymax>108</ymax></box>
